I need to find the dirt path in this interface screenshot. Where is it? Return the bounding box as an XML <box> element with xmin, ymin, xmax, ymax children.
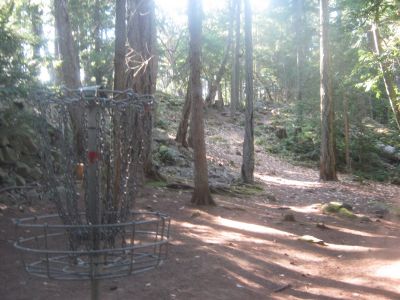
<box><xmin>1</xmin><ymin>109</ymin><xmax>400</xmax><ymax>299</ymax></box>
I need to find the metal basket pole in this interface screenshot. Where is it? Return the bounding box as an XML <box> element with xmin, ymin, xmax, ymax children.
<box><xmin>87</xmin><ymin>99</ymin><xmax>101</xmax><ymax>300</ymax></box>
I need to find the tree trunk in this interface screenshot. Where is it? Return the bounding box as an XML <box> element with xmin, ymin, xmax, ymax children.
<box><xmin>126</xmin><ymin>0</ymin><xmax>159</xmax><ymax>179</ymax></box>
<box><xmin>54</xmin><ymin>0</ymin><xmax>84</xmax><ymax>159</ymax></box>
<box><xmin>371</xmin><ymin>22</ymin><xmax>400</xmax><ymax>130</ymax></box>
<box><xmin>230</xmin><ymin>0</ymin><xmax>241</xmax><ymax>113</ymax></box>
<box><xmin>188</xmin><ymin>0</ymin><xmax>215</xmax><ymax>206</ymax></box>
<box><xmin>93</xmin><ymin>0</ymin><xmax>102</xmax><ymax>85</ymax></box>
<box><xmin>343</xmin><ymin>93</ymin><xmax>351</xmax><ymax>172</ymax></box>
<box><xmin>294</xmin><ymin>0</ymin><xmax>305</xmax><ymax>123</ymax></box>
<box><xmin>176</xmin><ymin>82</ymin><xmax>191</xmax><ymax>147</ymax></box>
<box><xmin>205</xmin><ymin>1</ymin><xmax>234</xmax><ymax>105</ymax></box>
<box><xmin>319</xmin><ymin>0</ymin><xmax>337</xmax><ymax>181</ymax></box>
<box><xmin>241</xmin><ymin>0</ymin><xmax>255</xmax><ymax>184</ymax></box>
<box><xmin>113</xmin><ymin>0</ymin><xmax>127</xmax><ymax>91</ymax></box>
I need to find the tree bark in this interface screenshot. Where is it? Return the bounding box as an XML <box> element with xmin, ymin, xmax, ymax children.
<box><xmin>230</xmin><ymin>0</ymin><xmax>241</xmax><ymax>113</ymax></box>
<box><xmin>319</xmin><ymin>0</ymin><xmax>337</xmax><ymax>181</ymax></box>
<box><xmin>371</xmin><ymin>22</ymin><xmax>400</xmax><ymax>130</ymax></box>
<box><xmin>113</xmin><ymin>0</ymin><xmax>127</xmax><ymax>91</ymax></box>
<box><xmin>126</xmin><ymin>0</ymin><xmax>159</xmax><ymax>179</ymax></box>
<box><xmin>54</xmin><ymin>0</ymin><xmax>84</xmax><ymax>159</ymax></box>
<box><xmin>175</xmin><ymin>82</ymin><xmax>191</xmax><ymax>147</ymax></box>
<box><xmin>343</xmin><ymin>93</ymin><xmax>351</xmax><ymax>172</ymax></box>
<box><xmin>294</xmin><ymin>0</ymin><xmax>305</xmax><ymax>123</ymax></box>
<box><xmin>188</xmin><ymin>0</ymin><xmax>215</xmax><ymax>206</ymax></box>
<box><xmin>93</xmin><ymin>0</ymin><xmax>102</xmax><ymax>85</ymax></box>
<box><xmin>241</xmin><ymin>0</ymin><xmax>255</xmax><ymax>183</ymax></box>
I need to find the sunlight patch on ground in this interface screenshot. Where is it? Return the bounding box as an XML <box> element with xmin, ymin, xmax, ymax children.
<box><xmin>216</xmin><ymin>217</ymin><xmax>295</xmax><ymax>237</ymax></box>
<box><xmin>375</xmin><ymin>261</ymin><xmax>400</xmax><ymax>280</ymax></box>
<box><xmin>224</xmin><ymin>269</ymin><xmax>265</xmax><ymax>290</ymax></box>
<box><xmin>328</xmin><ymin>225</ymin><xmax>398</xmax><ymax>239</ymax></box>
<box><xmin>178</xmin><ymin>221</ymin><xmax>276</xmax><ymax>245</ymax></box>
<box><xmin>289</xmin><ymin>204</ymin><xmax>321</xmax><ymax>214</ymax></box>
<box><xmin>255</xmin><ymin>174</ymin><xmax>321</xmax><ymax>188</ymax></box>
<box><xmin>327</xmin><ymin>243</ymin><xmax>380</xmax><ymax>253</ymax></box>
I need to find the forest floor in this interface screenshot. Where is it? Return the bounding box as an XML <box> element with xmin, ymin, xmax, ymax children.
<box><xmin>1</xmin><ymin>107</ymin><xmax>400</xmax><ymax>299</ymax></box>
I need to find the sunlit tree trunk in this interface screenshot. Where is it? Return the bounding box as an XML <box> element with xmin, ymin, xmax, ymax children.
<box><xmin>54</xmin><ymin>0</ymin><xmax>84</xmax><ymax>159</ymax></box>
<box><xmin>188</xmin><ymin>0</ymin><xmax>215</xmax><ymax>205</ymax></box>
<box><xmin>230</xmin><ymin>0</ymin><xmax>241</xmax><ymax>113</ymax></box>
<box><xmin>294</xmin><ymin>0</ymin><xmax>305</xmax><ymax>123</ymax></box>
<box><xmin>371</xmin><ymin>21</ymin><xmax>400</xmax><ymax>130</ymax></box>
<box><xmin>113</xmin><ymin>0</ymin><xmax>126</xmax><ymax>91</ymax></box>
<box><xmin>241</xmin><ymin>0</ymin><xmax>254</xmax><ymax>183</ymax></box>
<box><xmin>94</xmin><ymin>0</ymin><xmax>102</xmax><ymax>85</ymax></box>
<box><xmin>319</xmin><ymin>0</ymin><xmax>337</xmax><ymax>181</ymax></box>
<box><xmin>126</xmin><ymin>0</ymin><xmax>159</xmax><ymax>179</ymax></box>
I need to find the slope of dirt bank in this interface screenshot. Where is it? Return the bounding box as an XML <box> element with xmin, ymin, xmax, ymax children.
<box><xmin>1</xmin><ymin>108</ymin><xmax>400</xmax><ymax>300</ymax></box>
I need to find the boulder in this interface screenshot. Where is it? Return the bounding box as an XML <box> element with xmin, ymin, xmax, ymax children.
<box><xmin>2</xmin><ymin>146</ymin><xmax>18</xmax><ymax>163</ymax></box>
<box><xmin>0</xmin><ymin>136</ymin><xmax>9</xmax><ymax>147</ymax></box>
<box><xmin>15</xmin><ymin>174</ymin><xmax>26</xmax><ymax>186</ymax></box>
<box><xmin>16</xmin><ymin>161</ymin><xmax>32</xmax><ymax>178</ymax></box>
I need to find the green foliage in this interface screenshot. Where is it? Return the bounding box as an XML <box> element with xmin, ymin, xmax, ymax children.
<box><xmin>0</xmin><ymin>2</ymin><xmax>34</xmax><ymax>96</ymax></box>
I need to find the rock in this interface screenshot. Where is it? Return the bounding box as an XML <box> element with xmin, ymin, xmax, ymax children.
<box><xmin>15</xmin><ymin>175</ymin><xmax>26</xmax><ymax>186</ymax></box>
<box><xmin>235</xmin><ymin>150</ymin><xmax>242</xmax><ymax>156</ymax></box>
<box><xmin>2</xmin><ymin>146</ymin><xmax>18</xmax><ymax>163</ymax></box>
<box><xmin>368</xmin><ymin>202</ymin><xmax>389</xmax><ymax>218</ymax></box>
<box><xmin>0</xmin><ymin>136</ymin><xmax>9</xmax><ymax>147</ymax></box>
<box><xmin>30</xmin><ymin>167</ymin><xmax>41</xmax><ymax>180</ymax></box>
<box><xmin>16</xmin><ymin>162</ymin><xmax>32</xmax><ymax>178</ymax></box>
<box><xmin>0</xmin><ymin>168</ymin><xmax>8</xmax><ymax>184</ymax></box>
<box><xmin>283</xmin><ymin>213</ymin><xmax>296</xmax><ymax>222</ymax></box>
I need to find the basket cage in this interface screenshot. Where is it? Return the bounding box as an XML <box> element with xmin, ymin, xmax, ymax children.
<box><xmin>13</xmin><ymin>87</ymin><xmax>170</xmax><ymax>280</ymax></box>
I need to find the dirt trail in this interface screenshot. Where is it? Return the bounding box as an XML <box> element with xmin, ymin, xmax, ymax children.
<box><xmin>1</xmin><ymin>108</ymin><xmax>400</xmax><ymax>299</ymax></box>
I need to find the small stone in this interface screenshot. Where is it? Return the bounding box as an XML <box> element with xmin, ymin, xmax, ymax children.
<box><xmin>235</xmin><ymin>150</ymin><xmax>242</xmax><ymax>156</ymax></box>
<box><xmin>283</xmin><ymin>213</ymin><xmax>296</xmax><ymax>222</ymax></box>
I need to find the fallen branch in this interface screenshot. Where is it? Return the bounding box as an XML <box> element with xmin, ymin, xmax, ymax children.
<box><xmin>0</xmin><ymin>184</ymin><xmax>37</xmax><ymax>194</ymax></box>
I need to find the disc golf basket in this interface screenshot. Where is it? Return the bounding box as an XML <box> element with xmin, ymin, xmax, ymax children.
<box><xmin>13</xmin><ymin>87</ymin><xmax>170</xmax><ymax>300</ymax></box>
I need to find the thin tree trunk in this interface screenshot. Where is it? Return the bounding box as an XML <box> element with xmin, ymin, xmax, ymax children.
<box><xmin>176</xmin><ymin>82</ymin><xmax>191</xmax><ymax>147</ymax></box>
<box><xmin>205</xmin><ymin>1</ymin><xmax>234</xmax><ymax>105</ymax></box>
<box><xmin>241</xmin><ymin>0</ymin><xmax>254</xmax><ymax>183</ymax></box>
<box><xmin>54</xmin><ymin>0</ymin><xmax>84</xmax><ymax>159</ymax></box>
<box><xmin>319</xmin><ymin>0</ymin><xmax>337</xmax><ymax>181</ymax></box>
<box><xmin>94</xmin><ymin>0</ymin><xmax>102</xmax><ymax>85</ymax></box>
<box><xmin>343</xmin><ymin>93</ymin><xmax>351</xmax><ymax>172</ymax></box>
<box><xmin>114</xmin><ymin>0</ymin><xmax>127</xmax><ymax>91</ymax></box>
<box><xmin>230</xmin><ymin>0</ymin><xmax>241</xmax><ymax>113</ymax></box>
<box><xmin>371</xmin><ymin>22</ymin><xmax>400</xmax><ymax>130</ymax></box>
<box><xmin>188</xmin><ymin>0</ymin><xmax>215</xmax><ymax>206</ymax></box>
<box><xmin>294</xmin><ymin>0</ymin><xmax>304</xmax><ymax>123</ymax></box>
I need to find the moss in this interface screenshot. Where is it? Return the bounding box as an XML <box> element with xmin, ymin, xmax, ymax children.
<box><xmin>322</xmin><ymin>201</ymin><xmax>343</xmax><ymax>213</ymax></box>
<box><xmin>145</xmin><ymin>180</ymin><xmax>167</xmax><ymax>188</ymax></box>
<box><xmin>338</xmin><ymin>207</ymin><xmax>357</xmax><ymax>219</ymax></box>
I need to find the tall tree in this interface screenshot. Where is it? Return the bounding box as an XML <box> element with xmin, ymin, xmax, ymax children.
<box><xmin>205</xmin><ymin>1</ymin><xmax>234</xmax><ymax>105</ymax></box>
<box><xmin>54</xmin><ymin>0</ymin><xmax>85</xmax><ymax>158</ymax></box>
<box><xmin>230</xmin><ymin>0</ymin><xmax>241</xmax><ymax>113</ymax></box>
<box><xmin>319</xmin><ymin>0</ymin><xmax>337</xmax><ymax>181</ymax></box>
<box><xmin>126</xmin><ymin>0</ymin><xmax>159</xmax><ymax>178</ymax></box>
<box><xmin>113</xmin><ymin>0</ymin><xmax>126</xmax><ymax>91</ymax></box>
<box><xmin>241</xmin><ymin>0</ymin><xmax>255</xmax><ymax>183</ymax></box>
<box><xmin>175</xmin><ymin>82</ymin><xmax>191</xmax><ymax>147</ymax></box>
<box><xmin>294</xmin><ymin>0</ymin><xmax>305</xmax><ymax>123</ymax></box>
<box><xmin>188</xmin><ymin>0</ymin><xmax>215</xmax><ymax>205</ymax></box>
<box><xmin>371</xmin><ymin>11</ymin><xmax>400</xmax><ymax>130</ymax></box>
